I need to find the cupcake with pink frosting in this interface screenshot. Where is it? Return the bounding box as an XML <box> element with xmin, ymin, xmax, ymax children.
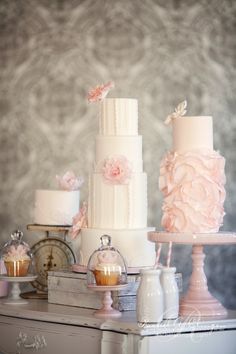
<box><xmin>93</xmin><ymin>250</ymin><xmax>122</xmax><ymax>286</ymax></box>
<box><xmin>2</xmin><ymin>230</ymin><xmax>31</xmax><ymax>277</ymax></box>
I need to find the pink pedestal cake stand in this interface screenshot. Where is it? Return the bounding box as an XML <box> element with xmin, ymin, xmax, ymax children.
<box><xmin>148</xmin><ymin>232</ymin><xmax>236</xmax><ymax>317</ymax></box>
<box><xmin>88</xmin><ymin>284</ymin><xmax>128</xmax><ymax>318</ymax></box>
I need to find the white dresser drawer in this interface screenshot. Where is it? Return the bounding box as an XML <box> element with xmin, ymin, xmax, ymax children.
<box><xmin>0</xmin><ymin>315</ymin><xmax>102</xmax><ymax>354</ymax></box>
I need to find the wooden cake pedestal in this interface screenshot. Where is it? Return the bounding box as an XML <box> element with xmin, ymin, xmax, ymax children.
<box><xmin>148</xmin><ymin>232</ymin><xmax>236</xmax><ymax>317</ymax></box>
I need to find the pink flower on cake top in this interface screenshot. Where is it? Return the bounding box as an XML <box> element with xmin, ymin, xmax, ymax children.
<box><xmin>159</xmin><ymin>101</ymin><xmax>226</xmax><ymax>233</ymax></box>
<box><xmin>87</xmin><ymin>81</ymin><xmax>114</xmax><ymax>102</ymax></box>
<box><xmin>56</xmin><ymin>171</ymin><xmax>84</xmax><ymax>191</ymax></box>
<box><xmin>102</xmin><ymin>155</ymin><xmax>133</xmax><ymax>185</ymax></box>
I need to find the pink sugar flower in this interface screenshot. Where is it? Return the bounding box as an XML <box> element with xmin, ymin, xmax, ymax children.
<box><xmin>56</xmin><ymin>171</ymin><xmax>84</xmax><ymax>191</ymax></box>
<box><xmin>87</xmin><ymin>81</ymin><xmax>114</xmax><ymax>102</ymax></box>
<box><xmin>69</xmin><ymin>202</ymin><xmax>88</xmax><ymax>239</ymax></box>
<box><xmin>6</xmin><ymin>245</ymin><xmax>30</xmax><ymax>259</ymax></box>
<box><xmin>102</xmin><ymin>155</ymin><xmax>133</xmax><ymax>185</ymax></box>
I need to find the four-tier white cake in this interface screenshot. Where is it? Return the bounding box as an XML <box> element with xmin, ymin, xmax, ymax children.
<box><xmin>79</xmin><ymin>98</ymin><xmax>156</xmax><ymax>269</ymax></box>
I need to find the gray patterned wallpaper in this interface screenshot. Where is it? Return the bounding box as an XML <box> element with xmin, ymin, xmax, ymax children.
<box><xmin>0</xmin><ymin>0</ymin><xmax>235</xmax><ymax>308</ymax></box>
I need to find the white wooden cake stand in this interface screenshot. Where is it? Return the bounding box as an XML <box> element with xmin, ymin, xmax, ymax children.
<box><xmin>0</xmin><ymin>274</ymin><xmax>37</xmax><ymax>305</ymax></box>
<box><xmin>148</xmin><ymin>232</ymin><xmax>236</xmax><ymax>317</ymax></box>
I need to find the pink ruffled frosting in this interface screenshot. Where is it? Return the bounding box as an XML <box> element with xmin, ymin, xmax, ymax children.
<box><xmin>159</xmin><ymin>149</ymin><xmax>226</xmax><ymax>233</ymax></box>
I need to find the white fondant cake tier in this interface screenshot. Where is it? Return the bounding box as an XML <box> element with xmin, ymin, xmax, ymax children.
<box><xmin>34</xmin><ymin>190</ymin><xmax>80</xmax><ymax>226</ymax></box>
<box><xmin>95</xmin><ymin>135</ymin><xmax>143</xmax><ymax>172</ymax></box>
<box><xmin>88</xmin><ymin>173</ymin><xmax>147</xmax><ymax>229</ymax></box>
<box><xmin>79</xmin><ymin>227</ymin><xmax>156</xmax><ymax>268</ymax></box>
<box><xmin>99</xmin><ymin>98</ymin><xmax>138</xmax><ymax>136</ymax></box>
<box><xmin>173</xmin><ymin>116</ymin><xmax>213</xmax><ymax>152</ymax></box>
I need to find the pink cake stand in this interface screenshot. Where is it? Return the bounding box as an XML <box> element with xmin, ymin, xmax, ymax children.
<box><xmin>148</xmin><ymin>232</ymin><xmax>236</xmax><ymax>317</ymax></box>
<box><xmin>88</xmin><ymin>284</ymin><xmax>128</xmax><ymax>318</ymax></box>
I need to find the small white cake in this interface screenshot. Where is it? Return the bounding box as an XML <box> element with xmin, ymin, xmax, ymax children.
<box><xmin>34</xmin><ymin>190</ymin><xmax>80</xmax><ymax>226</ymax></box>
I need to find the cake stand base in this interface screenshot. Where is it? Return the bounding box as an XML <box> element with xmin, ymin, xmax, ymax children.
<box><xmin>148</xmin><ymin>232</ymin><xmax>236</xmax><ymax>317</ymax></box>
<box><xmin>88</xmin><ymin>284</ymin><xmax>128</xmax><ymax>318</ymax></box>
<box><xmin>94</xmin><ymin>291</ymin><xmax>121</xmax><ymax>318</ymax></box>
<box><xmin>0</xmin><ymin>275</ymin><xmax>37</xmax><ymax>305</ymax></box>
<box><xmin>180</xmin><ymin>297</ymin><xmax>227</xmax><ymax>317</ymax></box>
<box><xmin>179</xmin><ymin>245</ymin><xmax>227</xmax><ymax>317</ymax></box>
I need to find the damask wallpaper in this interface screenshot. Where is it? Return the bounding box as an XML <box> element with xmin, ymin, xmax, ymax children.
<box><xmin>0</xmin><ymin>0</ymin><xmax>236</xmax><ymax>308</ymax></box>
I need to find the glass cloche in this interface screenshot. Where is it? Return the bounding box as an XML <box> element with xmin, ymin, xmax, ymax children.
<box><xmin>87</xmin><ymin>235</ymin><xmax>128</xmax><ymax>286</ymax></box>
<box><xmin>0</xmin><ymin>230</ymin><xmax>33</xmax><ymax>277</ymax></box>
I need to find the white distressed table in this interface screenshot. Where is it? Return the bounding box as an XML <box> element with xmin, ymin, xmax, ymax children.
<box><xmin>0</xmin><ymin>300</ymin><xmax>235</xmax><ymax>354</ymax></box>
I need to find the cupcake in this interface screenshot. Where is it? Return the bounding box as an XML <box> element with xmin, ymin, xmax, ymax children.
<box><xmin>93</xmin><ymin>250</ymin><xmax>121</xmax><ymax>286</ymax></box>
<box><xmin>3</xmin><ymin>244</ymin><xmax>31</xmax><ymax>277</ymax></box>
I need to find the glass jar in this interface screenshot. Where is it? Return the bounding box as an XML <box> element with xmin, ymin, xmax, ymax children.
<box><xmin>87</xmin><ymin>235</ymin><xmax>127</xmax><ymax>286</ymax></box>
<box><xmin>0</xmin><ymin>230</ymin><xmax>33</xmax><ymax>277</ymax></box>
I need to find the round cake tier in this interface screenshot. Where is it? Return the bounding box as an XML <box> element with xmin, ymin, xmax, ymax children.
<box><xmin>88</xmin><ymin>172</ymin><xmax>147</xmax><ymax>229</ymax></box>
<box><xmin>95</xmin><ymin>135</ymin><xmax>143</xmax><ymax>173</ymax></box>
<box><xmin>99</xmin><ymin>98</ymin><xmax>138</xmax><ymax>136</ymax></box>
<box><xmin>34</xmin><ymin>190</ymin><xmax>80</xmax><ymax>226</ymax></box>
<box><xmin>172</xmin><ymin>116</ymin><xmax>213</xmax><ymax>152</ymax></box>
<box><xmin>159</xmin><ymin>149</ymin><xmax>226</xmax><ymax>233</ymax></box>
<box><xmin>79</xmin><ymin>227</ymin><xmax>156</xmax><ymax>268</ymax></box>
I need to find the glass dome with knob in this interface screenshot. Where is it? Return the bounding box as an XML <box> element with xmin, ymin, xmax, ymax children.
<box><xmin>0</xmin><ymin>230</ymin><xmax>33</xmax><ymax>277</ymax></box>
<box><xmin>87</xmin><ymin>235</ymin><xmax>128</xmax><ymax>318</ymax></box>
<box><xmin>87</xmin><ymin>235</ymin><xmax>128</xmax><ymax>287</ymax></box>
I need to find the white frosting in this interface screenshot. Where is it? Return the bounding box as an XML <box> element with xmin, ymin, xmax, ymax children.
<box><xmin>99</xmin><ymin>98</ymin><xmax>138</xmax><ymax>136</ymax></box>
<box><xmin>172</xmin><ymin>116</ymin><xmax>213</xmax><ymax>152</ymax></box>
<box><xmin>88</xmin><ymin>173</ymin><xmax>147</xmax><ymax>229</ymax></box>
<box><xmin>95</xmin><ymin>263</ymin><xmax>121</xmax><ymax>273</ymax></box>
<box><xmin>78</xmin><ymin>97</ymin><xmax>155</xmax><ymax>268</ymax></box>
<box><xmin>80</xmin><ymin>228</ymin><xmax>156</xmax><ymax>268</ymax></box>
<box><xmin>4</xmin><ymin>254</ymin><xmax>30</xmax><ymax>262</ymax></box>
<box><xmin>95</xmin><ymin>135</ymin><xmax>143</xmax><ymax>172</ymax></box>
<box><xmin>34</xmin><ymin>190</ymin><xmax>80</xmax><ymax>225</ymax></box>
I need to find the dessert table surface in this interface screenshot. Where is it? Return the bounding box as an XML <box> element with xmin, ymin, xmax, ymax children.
<box><xmin>0</xmin><ymin>299</ymin><xmax>235</xmax><ymax>354</ymax></box>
